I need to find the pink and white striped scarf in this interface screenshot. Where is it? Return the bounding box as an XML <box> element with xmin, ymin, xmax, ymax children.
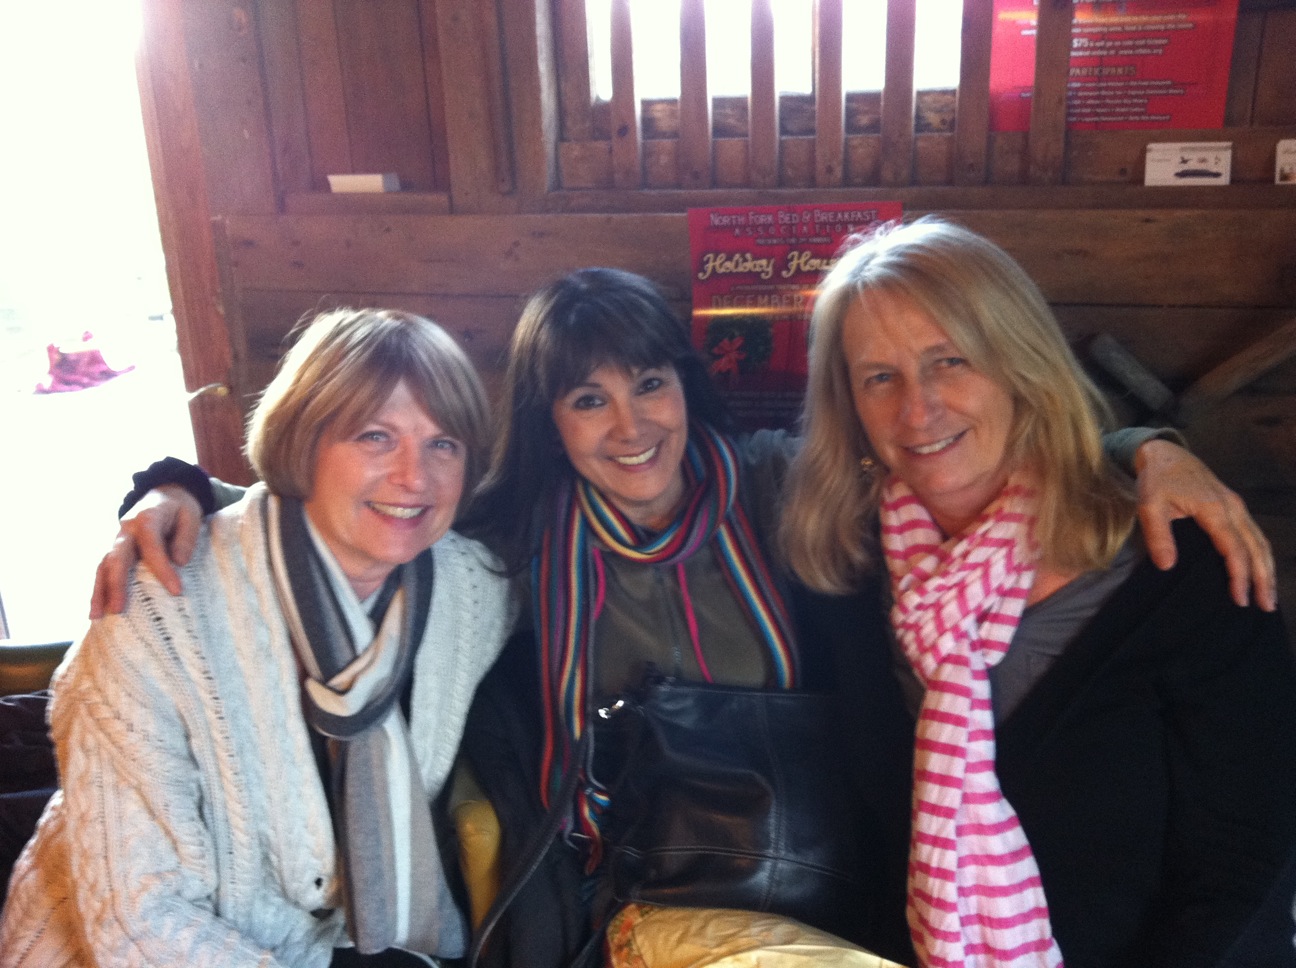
<box><xmin>881</xmin><ymin>476</ymin><xmax>1062</xmax><ymax>968</ymax></box>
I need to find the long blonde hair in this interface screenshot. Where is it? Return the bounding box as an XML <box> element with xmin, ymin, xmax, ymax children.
<box><xmin>781</xmin><ymin>218</ymin><xmax>1135</xmax><ymax>593</ymax></box>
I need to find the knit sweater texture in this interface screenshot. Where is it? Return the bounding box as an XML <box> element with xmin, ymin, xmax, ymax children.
<box><xmin>0</xmin><ymin>486</ymin><xmax>513</xmax><ymax>967</ymax></box>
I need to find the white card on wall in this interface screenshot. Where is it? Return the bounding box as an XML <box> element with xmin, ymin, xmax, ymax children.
<box><xmin>1144</xmin><ymin>142</ymin><xmax>1232</xmax><ymax>186</ymax></box>
<box><xmin>1278</xmin><ymin>140</ymin><xmax>1296</xmax><ymax>185</ymax></box>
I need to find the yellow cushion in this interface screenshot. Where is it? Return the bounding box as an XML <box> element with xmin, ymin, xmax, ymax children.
<box><xmin>453</xmin><ymin>798</ymin><xmax>503</xmax><ymax>929</ymax></box>
<box><xmin>604</xmin><ymin>903</ymin><xmax>909</xmax><ymax>968</ymax></box>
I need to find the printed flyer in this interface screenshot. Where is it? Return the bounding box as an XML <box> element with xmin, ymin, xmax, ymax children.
<box><xmin>688</xmin><ymin>202</ymin><xmax>903</xmax><ymax>431</ymax></box>
<box><xmin>990</xmin><ymin>0</ymin><xmax>1239</xmax><ymax>132</ymax></box>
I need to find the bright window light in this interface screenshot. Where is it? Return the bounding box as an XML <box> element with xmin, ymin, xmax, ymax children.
<box><xmin>586</xmin><ymin>0</ymin><xmax>962</xmax><ymax>103</ymax></box>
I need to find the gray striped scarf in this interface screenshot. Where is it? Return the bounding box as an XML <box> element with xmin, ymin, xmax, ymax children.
<box><xmin>266</xmin><ymin>494</ymin><xmax>467</xmax><ymax>958</ymax></box>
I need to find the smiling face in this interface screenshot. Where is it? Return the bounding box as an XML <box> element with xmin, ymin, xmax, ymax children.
<box><xmin>552</xmin><ymin>363</ymin><xmax>689</xmax><ymax>530</ymax></box>
<box><xmin>305</xmin><ymin>380</ymin><xmax>466</xmax><ymax>598</ymax></box>
<box><xmin>842</xmin><ymin>292</ymin><xmax>1017</xmax><ymax>537</ymax></box>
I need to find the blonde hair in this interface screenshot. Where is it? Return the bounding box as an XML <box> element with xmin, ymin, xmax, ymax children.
<box><xmin>781</xmin><ymin>218</ymin><xmax>1135</xmax><ymax>593</ymax></box>
<box><xmin>246</xmin><ymin>308</ymin><xmax>489</xmax><ymax>500</ymax></box>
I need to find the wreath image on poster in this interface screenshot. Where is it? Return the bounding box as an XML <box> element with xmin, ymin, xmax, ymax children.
<box><xmin>704</xmin><ymin>316</ymin><xmax>774</xmax><ymax>381</ymax></box>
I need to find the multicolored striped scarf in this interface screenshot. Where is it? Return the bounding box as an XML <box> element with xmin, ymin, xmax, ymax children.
<box><xmin>535</xmin><ymin>424</ymin><xmax>797</xmax><ymax>870</ymax></box>
<box><xmin>880</xmin><ymin>477</ymin><xmax>1062</xmax><ymax>968</ymax></box>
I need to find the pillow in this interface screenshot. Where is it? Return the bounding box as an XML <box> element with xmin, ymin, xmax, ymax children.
<box><xmin>604</xmin><ymin>903</ymin><xmax>908</xmax><ymax>968</ymax></box>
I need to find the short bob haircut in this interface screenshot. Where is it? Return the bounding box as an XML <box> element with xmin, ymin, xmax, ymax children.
<box><xmin>245</xmin><ymin>307</ymin><xmax>490</xmax><ymax>501</ymax></box>
<box><xmin>465</xmin><ymin>268</ymin><xmax>729</xmax><ymax>570</ymax></box>
<box><xmin>781</xmin><ymin>217</ymin><xmax>1135</xmax><ymax>593</ymax></box>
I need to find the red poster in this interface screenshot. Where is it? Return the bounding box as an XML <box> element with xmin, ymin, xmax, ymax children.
<box><xmin>688</xmin><ymin>202</ymin><xmax>903</xmax><ymax>431</ymax></box>
<box><xmin>990</xmin><ymin>0</ymin><xmax>1239</xmax><ymax>132</ymax></box>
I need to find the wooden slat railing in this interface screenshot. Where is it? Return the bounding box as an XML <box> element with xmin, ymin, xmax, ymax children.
<box><xmin>880</xmin><ymin>0</ymin><xmax>917</xmax><ymax>185</ymax></box>
<box><xmin>1028</xmin><ymin>0</ymin><xmax>1074</xmax><ymax>184</ymax></box>
<box><xmin>556</xmin><ymin>0</ymin><xmax>594</xmax><ymax>142</ymax></box>
<box><xmin>814</xmin><ymin>0</ymin><xmax>845</xmax><ymax>186</ymax></box>
<box><xmin>610</xmin><ymin>0</ymin><xmax>641</xmax><ymax>188</ymax></box>
<box><xmin>955</xmin><ymin>0</ymin><xmax>994</xmax><ymax>185</ymax></box>
<box><xmin>678</xmin><ymin>0</ymin><xmax>712</xmax><ymax>188</ymax></box>
<box><xmin>749</xmin><ymin>0</ymin><xmax>779</xmax><ymax>188</ymax></box>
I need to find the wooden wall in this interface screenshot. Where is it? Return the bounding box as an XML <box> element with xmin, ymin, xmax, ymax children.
<box><xmin>137</xmin><ymin>0</ymin><xmax>1296</xmax><ymax>607</ymax></box>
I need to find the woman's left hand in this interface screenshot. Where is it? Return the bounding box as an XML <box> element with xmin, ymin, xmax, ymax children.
<box><xmin>1134</xmin><ymin>439</ymin><xmax>1276</xmax><ymax>611</ymax></box>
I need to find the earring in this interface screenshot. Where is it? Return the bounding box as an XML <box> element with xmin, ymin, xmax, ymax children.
<box><xmin>859</xmin><ymin>455</ymin><xmax>878</xmax><ymax>474</ymax></box>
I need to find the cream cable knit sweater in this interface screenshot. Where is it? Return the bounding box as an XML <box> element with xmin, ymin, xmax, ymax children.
<box><xmin>0</xmin><ymin>486</ymin><xmax>513</xmax><ymax>967</ymax></box>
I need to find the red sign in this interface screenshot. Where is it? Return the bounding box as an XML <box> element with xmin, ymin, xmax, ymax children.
<box><xmin>688</xmin><ymin>202</ymin><xmax>903</xmax><ymax>431</ymax></box>
<box><xmin>990</xmin><ymin>0</ymin><xmax>1240</xmax><ymax>132</ymax></box>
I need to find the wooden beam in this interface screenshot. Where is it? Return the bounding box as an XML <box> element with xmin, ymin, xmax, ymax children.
<box><xmin>880</xmin><ymin>0</ymin><xmax>916</xmax><ymax>186</ymax></box>
<box><xmin>814</xmin><ymin>0</ymin><xmax>845</xmax><ymax>186</ymax></box>
<box><xmin>610</xmin><ymin>0</ymin><xmax>642</xmax><ymax>189</ymax></box>
<box><xmin>137</xmin><ymin>0</ymin><xmax>248</xmax><ymax>483</ymax></box>
<box><xmin>1027</xmin><ymin>0</ymin><xmax>1073</xmax><ymax>184</ymax></box>
<box><xmin>500</xmin><ymin>0</ymin><xmax>559</xmax><ymax>203</ymax></box>
<box><xmin>1181</xmin><ymin>315</ymin><xmax>1296</xmax><ymax>418</ymax></box>
<box><xmin>555</xmin><ymin>0</ymin><xmax>594</xmax><ymax>141</ymax></box>
<box><xmin>749</xmin><ymin>0</ymin><xmax>779</xmax><ymax>188</ymax></box>
<box><xmin>954</xmin><ymin>0</ymin><xmax>994</xmax><ymax>185</ymax></box>
<box><xmin>678</xmin><ymin>0</ymin><xmax>713</xmax><ymax>189</ymax></box>
<box><xmin>295</xmin><ymin>0</ymin><xmax>351</xmax><ymax>191</ymax></box>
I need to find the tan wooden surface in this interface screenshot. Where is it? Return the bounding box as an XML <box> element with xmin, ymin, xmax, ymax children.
<box><xmin>138</xmin><ymin>0</ymin><xmax>247</xmax><ymax>484</ymax></box>
<box><xmin>336</xmin><ymin>0</ymin><xmax>437</xmax><ymax>191</ymax></box>
<box><xmin>954</xmin><ymin>0</ymin><xmax>994</xmax><ymax>185</ymax></box>
<box><xmin>555</xmin><ymin>0</ymin><xmax>593</xmax><ymax>142</ymax></box>
<box><xmin>610</xmin><ymin>0</ymin><xmax>641</xmax><ymax>190</ymax></box>
<box><xmin>814</xmin><ymin>0</ymin><xmax>845</xmax><ymax>187</ymax></box>
<box><xmin>748</xmin><ymin>0</ymin><xmax>779</xmax><ymax>189</ymax></box>
<box><xmin>1027</xmin><ymin>0</ymin><xmax>1073</xmax><ymax>185</ymax></box>
<box><xmin>1255</xmin><ymin>9</ymin><xmax>1296</xmax><ymax>126</ymax></box>
<box><xmin>294</xmin><ymin>0</ymin><xmax>350</xmax><ymax>191</ymax></box>
<box><xmin>219</xmin><ymin>209</ymin><xmax>1296</xmax><ymax>309</ymax></box>
<box><xmin>677</xmin><ymin>0</ymin><xmax>712</xmax><ymax>189</ymax></box>
<box><xmin>879</xmin><ymin>0</ymin><xmax>915</xmax><ymax>186</ymax></box>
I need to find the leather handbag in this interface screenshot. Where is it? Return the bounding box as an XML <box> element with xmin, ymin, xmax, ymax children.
<box><xmin>592</xmin><ymin>676</ymin><xmax>876</xmax><ymax>943</ymax></box>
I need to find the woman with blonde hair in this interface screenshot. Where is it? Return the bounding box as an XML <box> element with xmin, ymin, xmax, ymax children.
<box><xmin>783</xmin><ymin>218</ymin><xmax>1296</xmax><ymax>967</ymax></box>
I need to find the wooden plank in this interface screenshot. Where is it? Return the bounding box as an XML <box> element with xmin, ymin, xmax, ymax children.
<box><xmin>954</xmin><ymin>0</ymin><xmax>994</xmax><ymax>185</ymax></box>
<box><xmin>256</xmin><ymin>0</ymin><xmax>311</xmax><ymax>196</ymax></box>
<box><xmin>434</xmin><ymin>0</ymin><xmax>516</xmax><ymax>212</ymax></box>
<box><xmin>677</xmin><ymin>0</ymin><xmax>713</xmax><ymax>188</ymax></box>
<box><xmin>335</xmin><ymin>0</ymin><xmax>436</xmax><ymax>191</ymax></box>
<box><xmin>222</xmin><ymin>210</ymin><xmax>1296</xmax><ymax>309</ymax></box>
<box><xmin>1182</xmin><ymin>315</ymin><xmax>1296</xmax><ymax>412</ymax></box>
<box><xmin>558</xmin><ymin>140</ymin><xmax>614</xmax><ymax>188</ymax></box>
<box><xmin>224</xmin><ymin>213</ymin><xmax>694</xmax><ymax>296</ymax></box>
<box><xmin>914</xmin><ymin>133</ymin><xmax>954</xmax><ymax>185</ymax></box>
<box><xmin>233</xmin><ymin>288</ymin><xmax>524</xmax><ymax>382</ymax></box>
<box><xmin>555</xmin><ymin>0</ymin><xmax>594</xmax><ymax>142</ymax></box>
<box><xmin>1254</xmin><ymin>9</ymin><xmax>1296</xmax><ymax>125</ymax></box>
<box><xmin>948</xmin><ymin>209</ymin><xmax>1296</xmax><ymax>306</ymax></box>
<box><xmin>714</xmin><ymin>138</ymin><xmax>750</xmax><ymax>188</ymax></box>
<box><xmin>845</xmin><ymin>134</ymin><xmax>882</xmax><ymax>186</ymax></box>
<box><xmin>284</xmin><ymin>192</ymin><xmax>452</xmax><ymax>216</ymax></box>
<box><xmin>502</xmin><ymin>0</ymin><xmax>558</xmax><ymax>205</ymax></box>
<box><xmin>520</xmin><ymin>182</ymin><xmax>1296</xmax><ymax>214</ymax></box>
<box><xmin>180</xmin><ymin>0</ymin><xmax>279</xmax><ymax>215</ymax></box>
<box><xmin>880</xmin><ymin>0</ymin><xmax>916</xmax><ymax>186</ymax></box>
<box><xmin>477</xmin><ymin>0</ymin><xmax>517</xmax><ymax>193</ymax></box>
<box><xmin>1225</xmin><ymin>10</ymin><xmax>1265</xmax><ymax>127</ymax></box>
<box><xmin>1055</xmin><ymin>305</ymin><xmax>1296</xmax><ymax>384</ymax></box>
<box><xmin>418</xmin><ymin>0</ymin><xmax>453</xmax><ymax>192</ymax></box>
<box><xmin>1067</xmin><ymin>125</ymin><xmax>1296</xmax><ymax>185</ymax></box>
<box><xmin>814</xmin><ymin>0</ymin><xmax>845</xmax><ymax>187</ymax></box>
<box><xmin>138</xmin><ymin>0</ymin><xmax>248</xmax><ymax>482</ymax></box>
<box><xmin>990</xmin><ymin>130</ymin><xmax>1028</xmax><ymax>184</ymax></box>
<box><xmin>643</xmin><ymin>139</ymin><xmax>679</xmax><ymax>188</ymax></box>
<box><xmin>780</xmin><ymin>136</ymin><xmax>816</xmax><ymax>187</ymax></box>
<box><xmin>609</xmin><ymin>0</ymin><xmax>642</xmax><ymax>189</ymax></box>
<box><xmin>748</xmin><ymin>0</ymin><xmax>779</xmax><ymax>188</ymax></box>
<box><xmin>1027</xmin><ymin>0</ymin><xmax>1073</xmax><ymax>184</ymax></box>
<box><xmin>295</xmin><ymin>0</ymin><xmax>351</xmax><ymax>191</ymax></box>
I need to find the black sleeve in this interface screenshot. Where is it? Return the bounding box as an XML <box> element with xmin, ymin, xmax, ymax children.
<box><xmin>117</xmin><ymin>456</ymin><xmax>216</xmax><ymax>517</ymax></box>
